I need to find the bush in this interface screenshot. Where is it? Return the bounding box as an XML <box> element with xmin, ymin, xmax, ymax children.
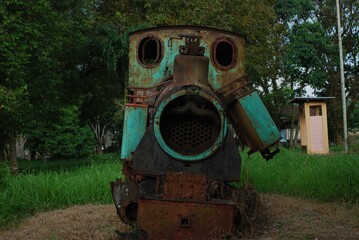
<box><xmin>0</xmin><ymin>154</ymin><xmax>122</xmax><ymax>227</ymax></box>
<box><xmin>38</xmin><ymin>105</ymin><xmax>95</xmax><ymax>159</ymax></box>
<box><xmin>0</xmin><ymin>164</ymin><xmax>10</xmax><ymax>189</ymax></box>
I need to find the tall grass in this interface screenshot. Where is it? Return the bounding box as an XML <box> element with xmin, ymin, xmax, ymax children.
<box><xmin>1</xmin><ymin>150</ymin><xmax>358</xmax><ymax>228</ymax></box>
<box><xmin>0</xmin><ymin>154</ymin><xmax>122</xmax><ymax>227</ymax></box>
<box><xmin>240</xmin><ymin>148</ymin><xmax>359</xmax><ymax>203</ymax></box>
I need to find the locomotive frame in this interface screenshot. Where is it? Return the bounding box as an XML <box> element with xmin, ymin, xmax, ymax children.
<box><xmin>111</xmin><ymin>26</ymin><xmax>280</xmax><ymax>240</ymax></box>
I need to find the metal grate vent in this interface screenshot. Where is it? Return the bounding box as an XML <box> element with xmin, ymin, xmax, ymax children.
<box><xmin>159</xmin><ymin>95</ymin><xmax>221</xmax><ymax>156</ymax></box>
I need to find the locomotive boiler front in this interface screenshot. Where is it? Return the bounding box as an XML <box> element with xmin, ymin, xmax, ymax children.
<box><xmin>111</xmin><ymin>26</ymin><xmax>280</xmax><ymax>240</ymax></box>
<box><xmin>154</xmin><ymin>38</ymin><xmax>226</xmax><ymax>161</ymax></box>
<box><xmin>154</xmin><ymin>87</ymin><xmax>226</xmax><ymax>161</ymax></box>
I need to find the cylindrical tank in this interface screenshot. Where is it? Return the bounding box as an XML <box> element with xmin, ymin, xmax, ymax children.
<box><xmin>227</xmin><ymin>90</ymin><xmax>280</xmax><ymax>157</ymax></box>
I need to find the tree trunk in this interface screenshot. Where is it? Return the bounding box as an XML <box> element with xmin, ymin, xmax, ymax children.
<box><xmin>9</xmin><ymin>135</ymin><xmax>18</xmax><ymax>174</ymax></box>
<box><xmin>289</xmin><ymin>105</ymin><xmax>296</xmax><ymax>147</ymax></box>
<box><xmin>293</xmin><ymin>119</ymin><xmax>300</xmax><ymax>146</ymax></box>
<box><xmin>90</xmin><ymin>117</ymin><xmax>108</xmax><ymax>155</ymax></box>
<box><xmin>16</xmin><ymin>134</ymin><xmax>27</xmax><ymax>159</ymax></box>
<box><xmin>0</xmin><ymin>132</ymin><xmax>6</xmax><ymax>163</ymax></box>
<box><xmin>0</xmin><ymin>140</ymin><xmax>5</xmax><ymax>163</ymax></box>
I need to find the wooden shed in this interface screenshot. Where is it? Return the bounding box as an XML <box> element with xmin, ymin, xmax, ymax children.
<box><xmin>290</xmin><ymin>97</ymin><xmax>334</xmax><ymax>154</ymax></box>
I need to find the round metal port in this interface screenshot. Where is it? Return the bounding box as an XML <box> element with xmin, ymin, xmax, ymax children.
<box><xmin>154</xmin><ymin>88</ymin><xmax>227</xmax><ymax>161</ymax></box>
<box><xmin>212</xmin><ymin>38</ymin><xmax>237</xmax><ymax>70</ymax></box>
<box><xmin>137</xmin><ymin>36</ymin><xmax>163</xmax><ymax>67</ymax></box>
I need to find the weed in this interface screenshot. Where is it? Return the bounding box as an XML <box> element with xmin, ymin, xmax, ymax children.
<box><xmin>241</xmin><ymin>148</ymin><xmax>359</xmax><ymax>203</ymax></box>
<box><xmin>0</xmin><ymin>154</ymin><xmax>122</xmax><ymax>227</ymax></box>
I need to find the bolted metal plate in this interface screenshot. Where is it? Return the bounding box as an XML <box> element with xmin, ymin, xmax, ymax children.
<box><xmin>110</xmin><ymin>179</ymin><xmax>140</xmax><ymax>225</ymax></box>
<box><xmin>137</xmin><ymin>199</ymin><xmax>235</xmax><ymax>240</ymax></box>
<box><xmin>164</xmin><ymin>172</ymin><xmax>207</xmax><ymax>201</ymax></box>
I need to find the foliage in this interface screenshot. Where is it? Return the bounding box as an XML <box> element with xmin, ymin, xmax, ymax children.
<box><xmin>0</xmin><ymin>0</ymin><xmax>99</xmax><ymax>160</ymax></box>
<box><xmin>275</xmin><ymin>0</ymin><xmax>359</xmax><ymax>143</ymax></box>
<box><xmin>1</xmin><ymin>150</ymin><xmax>359</xmax><ymax>228</ymax></box>
<box><xmin>34</xmin><ymin>106</ymin><xmax>95</xmax><ymax>159</ymax></box>
<box><xmin>349</xmin><ymin>104</ymin><xmax>359</xmax><ymax>132</ymax></box>
<box><xmin>239</xmin><ymin>148</ymin><xmax>359</xmax><ymax>203</ymax></box>
<box><xmin>286</xmin><ymin>22</ymin><xmax>335</xmax><ymax>88</ymax></box>
<box><xmin>1</xmin><ymin>0</ymin><xmax>358</xmax><ymax>158</ymax></box>
<box><xmin>0</xmin><ymin>164</ymin><xmax>10</xmax><ymax>189</ymax></box>
<box><xmin>0</xmin><ymin>154</ymin><xmax>121</xmax><ymax>227</ymax></box>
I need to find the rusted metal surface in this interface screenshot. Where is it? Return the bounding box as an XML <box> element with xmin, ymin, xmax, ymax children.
<box><xmin>113</xmin><ymin>26</ymin><xmax>281</xmax><ymax>239</ymax></box>
<box><xmin>137</xmin><ymin>199</ymin><xmax>235</xmax><ymax>240</ymax></box>
<box><xmin>164</xmin><ymin>172</ymin><xmax>207</xmax><ymax>201</ymax></box>
<box><xmin>110</xmin><ymin>179</ymin><xmax>140</xmax><ymax>225</ymax></box>
<box><xmin>178</xmin><ymin>34</ymin><xmax>205</xmax><ymax>55</ymax></box>
<box><xmin>158</xmin><ymin>94</ymin><xmax>222</xmax><ymax>157</ymax></box>
<box><xmin>173</xmin><ymin>54</ymin><xmax>209</xmax><ymax>89</ymax></box>
<box><xmin>127</xmin><ymin>76</ymin><xmax>173</xmax><ymax>105</ymax></box>
<box><xmin>131</xmin><ymin>126</ymin><xmax>241</xmax><ymax>180</ymax></box>
<box><xmin>128</xmin><ymin>26</ymin><xmax>246</xmax><ymax>90</ymax></box>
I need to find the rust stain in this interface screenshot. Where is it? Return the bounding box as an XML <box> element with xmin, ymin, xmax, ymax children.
<box><xmin>113</xmin><ymin>26</ymin><xmax>280</xmax><ymax>239</ymax></box>
<box><xmin>137</xmin><ymin>199</ymin><xmax>234</xmax><ymax>240</ymax></box>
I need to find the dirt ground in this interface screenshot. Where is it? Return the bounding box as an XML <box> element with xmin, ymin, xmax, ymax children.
<box><xmin>0</xmin><ymin>194</ymin><xmax>358</xmax><ymax>240</ymax></box>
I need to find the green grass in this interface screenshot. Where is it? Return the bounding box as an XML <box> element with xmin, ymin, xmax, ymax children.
<box><xmin>0</xmin><ymin>154</ymin><xmax>122</xmax><ymax>227</ymax></box>
<box><xmin>17</xmin><ymin>153</ymin><xmax>115</xmax><ymax>173</ymax></box>
<box><xmin>240</xmin><ymin>148</ymin><xmax>359</xmax><ymax>203</ymax></box>
<box><xmin>1</xmin><ymin>150</ymin><xmax>358</xmax><ymax>228</ymax></box>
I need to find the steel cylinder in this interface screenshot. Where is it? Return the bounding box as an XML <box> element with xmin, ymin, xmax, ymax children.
<box><xmin>227</xmin><ymin>91</ymin><xmax>280</xmax><ymax>153</ymax></box>
<box><xmin>153</xmin><ymin>87</ymin><xmax>227</xmax><ymax>161</ymax></box>
<box><xmin>173</xmin><ymin>54</ymin><xmax>209</xmax><ymax>88</ymax></box>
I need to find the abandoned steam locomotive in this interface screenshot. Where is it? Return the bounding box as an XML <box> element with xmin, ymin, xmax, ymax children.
<box><xmin>111</xmin><ymin>26</ymin><xmax>280</xmax><ymax>239</ymax></box>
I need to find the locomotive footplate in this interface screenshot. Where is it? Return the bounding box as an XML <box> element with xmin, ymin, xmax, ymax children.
<box><xmin>137</xmin><ymin>198</ymin><xmax>235</xmax><ymax>240</ymax></box>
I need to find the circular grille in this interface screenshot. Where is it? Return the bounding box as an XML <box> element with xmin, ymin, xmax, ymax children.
<box><xmin>159</xmin><ymin>95</ymin><xmax>221</xmax><ymax>156</ymax></box>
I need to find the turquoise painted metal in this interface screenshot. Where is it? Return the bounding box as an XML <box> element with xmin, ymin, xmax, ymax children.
<box><xmin>153</xmin><ymin>88</ymin><xmax>227</xmax><ymax>161</ymax></box>
<box><xmin>120</xmin><ymin>105</ymin><xmax>148</xmax><ymax>160</ymax></box>
<box><xmin>112</xmin><ymin>26</ymin><xmax>281</xmax><ymax>240</ymax></box>
<box><xmin>128</xmin><ymin>27</ymin><xmax>246</xmax><ymax>90</ymax></box>
<box><xmin>122</xmin><ymin>26</ymin><xmax>280</xmax><ymax>160</ymax></box>
<box><xmin>238</xmin><ymin>91</ymin><xmax>280</xmax><ymax>149</ymax></box>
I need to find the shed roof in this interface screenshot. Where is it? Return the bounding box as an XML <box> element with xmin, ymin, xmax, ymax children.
<box><xmin>290</xmin><ymin>97</ymin><xmax>335</xmax><ymax>103</ymax></box>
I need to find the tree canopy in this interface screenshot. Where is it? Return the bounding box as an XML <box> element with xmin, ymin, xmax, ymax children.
<box><xmin>1</xmin><ymin>0</ymin><xmax>358</xmax><ymax>168</ymax></box>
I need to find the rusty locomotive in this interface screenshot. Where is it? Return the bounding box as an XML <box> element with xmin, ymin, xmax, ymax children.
<box><xmin>111</xmin><ymin>26</ymin><xmax>280</xmax><ymax>239</ymax></box>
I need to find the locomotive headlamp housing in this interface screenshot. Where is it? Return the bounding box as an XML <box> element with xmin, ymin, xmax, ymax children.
<box><xmin>154</xmin><ymin>87</ymin><xmax>227</xmax><ymax>161</ymax></box>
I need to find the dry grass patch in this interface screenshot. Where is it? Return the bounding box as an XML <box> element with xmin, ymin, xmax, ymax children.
<box><xmin>1</xmin><ymin>194</ymin><xmax>358</xmax><ymax>240</ymax></box>
<box><xmin>0</xmin><ymin>205</ymin><xmax>128</xmax><ymax>240</ymax></box>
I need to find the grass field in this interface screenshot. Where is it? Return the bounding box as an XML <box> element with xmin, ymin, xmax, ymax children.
<box><xmin>0</xmin><ymin>154</ymin><xmax>122</xmax><ymax>227</ymax></box>
<box><xmin>240</xmin><ymin>148</ymin><xmax>359</xmax><ymax>203</ymax></box>
<box><xmin>0</xmin><ymin>148</ymin><xmax>358</xmax><ymax>228</ymax></box>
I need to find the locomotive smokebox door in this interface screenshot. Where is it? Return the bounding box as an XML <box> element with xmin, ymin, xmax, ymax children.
<box><xmin>153</xmin><ymin>87</ymin><xmax>227</xmax><ymax>161</ymax></box>
<box><xmin>111</xmin><ymin>26</ymin><xmax>280</xmax><ymax>240</ymax></box>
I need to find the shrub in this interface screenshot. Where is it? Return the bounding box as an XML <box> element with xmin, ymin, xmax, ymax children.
<box><xmin>38</xmin><ymin>105</ymin><xmax>95</xmax><ymax>159</ymax></box>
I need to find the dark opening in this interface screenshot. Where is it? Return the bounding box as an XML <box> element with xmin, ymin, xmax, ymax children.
<box><xmin>138</xmin><ymin>37</ymin><xmax>162</xmax><ymax>66</ymax></box>
<box><xmin>213</xmin><ymin>39</ymin><xmax>236</xmax><ymax>69</ymax></box>
<box><xmin>125</xmin><ymin>202</ymin><xmax>138</xmax><ymax>221</ymax></box>
<box><xmin>159</xmin><ymin>95</ymin><xmax>221</xmax><ymax>156</ymax></box>
<box><xmin>180</xmin><ymin>217</ymin><xmax>190</xmax><ymax>228</ymax></box>
<box><xmin>310</xmin><ymin>105</ymin><xmax>322</xmax><ymax>116</ymax></box>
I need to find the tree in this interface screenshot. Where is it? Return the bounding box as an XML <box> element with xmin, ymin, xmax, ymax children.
<box><xmin>93</xmin><ymin>0</ymin><xmax>284</xmax><ymax>110</ymax></box>
<box><xmin>77</xmin><ymin>24</ymin><xmax>129</xmax><ymax>154</ymax></box>
<box><xmin>1</xmin><ymin>0</ymin><xmax>98</xmax><ymax>163</ymax></box>
<box><xmin>275</xmin><ymin>0</ymin><xmax>359</xmax><ymax>144</ymax></box>
<box><xmin>36</xmin><ymin>106</ymin><xmax>94</xmax><ymax>159</ymax></box>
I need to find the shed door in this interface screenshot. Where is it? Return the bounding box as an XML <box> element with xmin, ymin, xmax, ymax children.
<box><xmin>309</xmin><ymin>105</ymin><xmax>324</xmax><ymax>151</ymax></box>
